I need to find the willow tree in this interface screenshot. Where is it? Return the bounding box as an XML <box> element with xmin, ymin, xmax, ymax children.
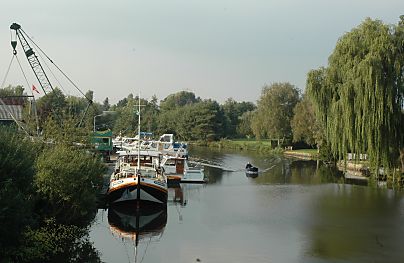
<box><xmin>307</xmin><ymin>17</ymin><xmax>404</xmax><ymax>174</ymax></box>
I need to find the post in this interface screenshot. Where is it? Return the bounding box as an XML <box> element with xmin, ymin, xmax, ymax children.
<box><xmin>93</xmin><ymin>111</ymin><xmax>116</xmax><ymax>132</ymax></box>
<box><xmin>93</xmin><ymin>114</ymin><xmax>101</xmax><ymax>132</ymax></box>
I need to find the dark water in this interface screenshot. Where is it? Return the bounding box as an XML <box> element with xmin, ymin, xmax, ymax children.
<box><xmin>90</xmin><ymin>147</ymin><xmax>404</xmax><ymax>263</ymax></box>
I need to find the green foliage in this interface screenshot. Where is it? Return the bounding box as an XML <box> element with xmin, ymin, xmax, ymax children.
<box><xmin>42</xmin><ymin>115</ymin><xmax>90</xmax><ymax>145</ymax></box>
<box><xmin>221</xmin><ymin>98</ymin><xmax>256</xmax><ymax>138</ymax></box>
<box><xmin>291</xmin><ymin>95</ymin><xmax>323</xmax><ymax>146</ymax></box>
<box><xmin>110</xmin><ymin>91</ymin><xmax>258</xmax><ymax>141</ymax></box>
<box><xmin>252</xmin><ymin>82</ymin><xmax>300</xmax><ymax>139</ymax></box>
<box><xmin>0</xmin><ymin>85</ymin><xmax>25</xmax><ymax>96</ymax></box>
<box><xmin>112</xmin><ymin>95</ymin><xmax>158</xmax><ymax>135</ymax></box>
<box><xmin>17</xmin><ymin>218</ymin><xmax>101</xmax><ymax>263</ymax></box>
<box><xmin>36</xmin><ymin>88</ymin><xmax>67</xmax><ymax>121</ymax></box>
<box><xmin>0</xmin><ymin>128</ymin><xmax>105</xmax><ymax>261</ymax></box>
<box><xmin>102</xmin><ymin>97</ymin><xmax>110</xmax><ymax>111</ymax></box>
<box><xmin>208</xmin><ymin>139</ymin><xmax>284</xmax><ymax>153</ymax></box>
<box><xmin>157</xmin><ymin>99</ymin><xmax>224</xmax><ymax>141</ymax></box>
<box><xmin>159</xmin><ymin>90</ymin><xmax>200</xmax><ymax>111</ymax></box>
<box><xmin>66</xmin><ymin>95</ymin><xmax>89</xmax><ymax>117</ymax></box>
<box><xmin>30</xmin><ymin>88</ymin><xmax>99</xmax><ymax>133</ymax></box>
<box><xmin>35</xmin><ymin>144</ymin><xmax>105</xmax><ymax>224</ymax></box>
<box><xmin>307</xmin><ymin>17</ymin><xmax>404</xmax><ymax>173</ymax></box>
<box><xmin>237</xmin><ymin>110</ymin><xmax>255</xmax><ymax>138</ymax></box>
<box><xmin>0</xmin><ymin>128</ymin><xmax>38</xmax><ymax>259</ymax></box>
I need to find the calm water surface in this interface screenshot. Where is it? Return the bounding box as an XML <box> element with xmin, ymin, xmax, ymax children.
<box><xmin>89</xmin><ymin>147</ymin><xmax>404</xmax><ymax>263</ymax></box>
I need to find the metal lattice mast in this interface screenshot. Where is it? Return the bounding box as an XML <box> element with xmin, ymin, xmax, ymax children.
<box><xmin>10</xmin><ymin>23</ymin><xmax>54</xmax><ymax>95</ymax></box>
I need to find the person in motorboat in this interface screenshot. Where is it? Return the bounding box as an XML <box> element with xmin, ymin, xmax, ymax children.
<box><xmin>246</xmin><ymin>162</ymin><xmax>252</xmax><ymax>169</ymax></box>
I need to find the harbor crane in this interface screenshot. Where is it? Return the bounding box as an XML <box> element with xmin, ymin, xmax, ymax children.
<box><xmin>9</xmin><ymin>22</ymin><xmax>93</xmax><ymax>127</ymax></box>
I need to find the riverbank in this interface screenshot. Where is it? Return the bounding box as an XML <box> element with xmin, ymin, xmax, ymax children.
<box><xmin>192</xmin><ymin>139</ymin><xmax>283</xmax><ymax>154</ymax></box>
<box><xmin>90</xmin><ymin>146</ymin><xmax>404</xmax><ymax>263</ymax></box>
<box><xmin>336</xmin><ymin>160</ymin><xmax>370</xmax><ymax>177</ymax></box>
<box><xmin>192</xmin><ymin>139</ymin><xmax>320</xmax><ymax>159</ymax></box>
<box><xmin>283</xmin><ymin>149</ymin><xmax>318</xmax><ymax>160</ymax></box>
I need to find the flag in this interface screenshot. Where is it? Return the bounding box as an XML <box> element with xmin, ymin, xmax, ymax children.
<box><xmin>32</xmin><ymin>85</ymin><xmax>40</xmax><ymax>94</ymax></box>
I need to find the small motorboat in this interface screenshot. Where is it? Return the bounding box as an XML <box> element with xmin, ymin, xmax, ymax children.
<box><xmin>245</xmin><ymin>163</ymin><xmax>259</xmax><ymax>177</ymax></box>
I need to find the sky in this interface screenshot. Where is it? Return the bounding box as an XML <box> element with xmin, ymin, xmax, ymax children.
<box><xmin>0</xmin><ymin>0</ymin><xmax>403</xmax><ymax>104</ymax></box>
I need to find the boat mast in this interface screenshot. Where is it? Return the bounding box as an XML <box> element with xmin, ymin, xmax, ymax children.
<box><xmin>136</xmin><ymin>92</ymin><xmax>141</xmax><ymax>208</ymax></box>
<box><xmin>137</xmin><ymin>93</ymin><xmax>141</xmax><ymax>171</ymax></box>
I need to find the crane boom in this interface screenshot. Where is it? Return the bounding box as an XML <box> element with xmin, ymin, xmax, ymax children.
<box><xmin>10</xmin><ymin>23</ymin><xmax>54</xmax><ymax>95</ymax></box>
<box><xmin>9</xmin><ymin>22</ymin><xmax>93</xmax><ymax>127</ymax></box>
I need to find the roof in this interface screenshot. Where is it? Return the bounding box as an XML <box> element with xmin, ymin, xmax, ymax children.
<box><xmin>0</xmin><ymin>104</ymin><xmax>23</xmax><ymax>121</ymax></box>
<box><xmin>93</xmin><ymin>130</ymin><xmax>113</xmax><ymax>137</ymax></box>
<box><xmin>117</xmin><ymin>150</ymin><xmax>161</xmax><ymax>157</ymax></box>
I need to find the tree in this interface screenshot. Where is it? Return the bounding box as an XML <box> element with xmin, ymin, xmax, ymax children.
<box><xmin>189</xmin><ymin>100</ymin><xmax>225</xmax><ymax>141</ymax></box>
<box><xmin>0</xmin><ymin>128</ymin><xmax>38</xmax><ymax>259</ymax></box>
<box><xmin>141</xmin><ymin>95</ymin><xmax>159</xmax><ymax>133</ymax></box>
<box><xmin>35</xmin><ymin>144</ymin><xmax>105</xmax><ymax>224</ymax></box>
<box><xmin>102</xmin><ymin>97</ymin><xmax>110</xmax><ymax>111</ymax></box>
<box><xmin>0</xmin><ymin>85</ymin><xmax>25</xmax><ymax>96</ymax></box>
<box><xmin>66</xmin><ymin>95</ymin><xmax>89</xmax><ymax>117</ymax></box>
<box><xmin>42</xmin><ymin>114</ymin><xmax>89</xmax><ymax>145</ymax></box>
<box><xmin>307</xmin><ymin>17</ymin><xmax>404</xmax><ymax>173</ymax></box>
<box><xmin>291</xmin><ymin>95</ymin><xmax>323</xmax><ymax>146</ymax></box>
<box><xmin>160</xmin><ymin>91</ymin><xmax>200</xmax><ymax>111</ymax></box>
<box><xmin>20</xmin><ymin>219</ymin><xmax>102</xmax><ymax>263</ymax></box>
<box><xmin>251</xmin><ymin>83</ymin><xmax>300</xmax><ymax>140</ymax></box>
<box><xmin>84</xmin><ymin>90</ymin><xmax>94</xmax><ymax>102</ymax></box>
<box><xmin>36</xmin><ymin>88</ymin><xmax>67</xmax><ymax>122</ymax></box>
<box><xmin>237</xmin><ymin>110</ymin><xmax>255</xmax><ymax>138</ymax></box>
<box><xmin>221</xmin><ymin>98</ymin><xmax>256</xmax><ymax>138</ymax></box>
<box><xmin>156</xmin><ymin>99</ymin><xmax>225</xmax><ymax>141</ymax></box>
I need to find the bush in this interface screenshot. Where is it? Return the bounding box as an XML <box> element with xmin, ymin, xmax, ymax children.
<box><xmin>17</xmin><ymin>218</ymin><xmax>101</xmax><ymax>263</ymax></box>
<box><xmin>0</xmin><ymin>128</ymin><xmax>37</xmax><ymax>259</ymax></box>
<box><xmin>35</xmin><ymin>144</ymin><xmax>105</xmax><ymax>225</ymax></box>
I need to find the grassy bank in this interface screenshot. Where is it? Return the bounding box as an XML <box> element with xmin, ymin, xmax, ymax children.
<box><xmin>192</xmin><ymin>139</ymin><xmax>321</xmax><ymax>159</ymax></box>
<box><xmin>283</xmin><ymin>149</ymin><xmax>319</xmax><ymax>160</ymax></box>
<box><xmin>193</xmin><ymin>139</ymin><xmax>284</xmax><ymax>154</ymax></box>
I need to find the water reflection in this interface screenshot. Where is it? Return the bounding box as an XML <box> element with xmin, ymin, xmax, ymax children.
<box><xmin>251</xmin><ymin>159</ymin><xmax>342</xmax><ymax>185</ymax></box>
<box><xmin>305</xmin><ymin>185</ymin><xmax>404</xmax><ymax>262</ymax></box>
<box><xmin>108</xmin><ymin>204</ymin><xmax>167</xmax><ymax>262</ymax></box>
<box><xmin>246</xmin><ymin>172</ymin><xmax>259</xmax><ymax>178</ymax></box>
<box><xmin>168</xmin><ymin>185</ymin><xmax>187</xmax><ymax>206</ymax></box>
<box><xmin>108</xmin><ymin>205</ymin><xmax>167</xmax><ymax>241</ymax></box>
<box><xmin>89</xmin><ymin>147</ymin><xmax>404</xmax><ymax>263</ymax></box>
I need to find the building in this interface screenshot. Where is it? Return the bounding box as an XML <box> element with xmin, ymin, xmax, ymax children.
<box><xmin>0</xmin><ymin>96</ymin><xmax>26</xmax><ymax>125</ymax></box>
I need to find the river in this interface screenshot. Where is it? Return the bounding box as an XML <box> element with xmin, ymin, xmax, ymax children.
<box><xmin>89</xmin><ymin>147</ymin><xmax>404</xmax><ymax>263</ymax></box>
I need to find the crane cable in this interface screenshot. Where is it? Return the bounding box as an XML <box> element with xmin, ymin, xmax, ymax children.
<box><xmin>0</xmin><ymin>55</ymin><xmax>31</xmax><ymax>137</ymax></box>
<box><xmin>1</xmin><ymin>55</ymin><xmax>15</xmax><ymax>89</ymax></box>
<box><xmin>35</xmin><ymin>48</ymin><xmax>69</xmax><ymax>95</ymax></box>
<box><xmin>20</xmin><ymin>28</ymin><xmax>92</xmax><ymax>102</ymax></box>
<box><xmin>15</xmin><ymin>54</ymin><xmax>40</xmax><ymax>135</ymax></box>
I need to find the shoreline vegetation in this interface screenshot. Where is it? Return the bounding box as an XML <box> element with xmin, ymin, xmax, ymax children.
<box><xmin>0</xmin><ymin>14</ymin><xmax>403</xmax><ymax>263</ymax></box>
<box><xmin>3</xmin><ymin>16</ymin><xmax>403</xmax><ymax>191</ymax></box>
<box><xmin>0</xmin><ymin>127</ymin><xmax>105</xmax><ymax>262</ymax></box>
<box><xmin>193</xmin><ymin>139</ymin><xmax>318</xmax><ymax>158</ymax></box>
<box><xmin>194</xmin><ymin>139</ymin><xmax>284</xmax><ymax>154</ymax></box>
<box><xmin>194</xmin><ymin>139</ymin><xmax>403</xmax><ymax>187</ymax></box>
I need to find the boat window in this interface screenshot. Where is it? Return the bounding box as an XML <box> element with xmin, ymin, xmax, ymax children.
<box><xmin>165</xmin><ymin>159</ymin><xmax>176</xmax><ymax>166</ymax></box>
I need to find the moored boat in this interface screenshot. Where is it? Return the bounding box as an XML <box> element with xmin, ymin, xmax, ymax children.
<box><xmin>115</xmin><ymin>133</ymin><xmax>188</xmax><ymax>158</ymax></box>
<box><xmin>108</xmin><ymin>94</ymin><xmax>168</xmax><ymax>207</ymax></box>
<box><xmin>161</xmin><ymin>155</ymin><xmax>206</xmax><ymax>184</ymax></box>
<box><xmin>107</xmin><ymin>150</ymin><xmax>168</xmax><ymax>206</ymax></box>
